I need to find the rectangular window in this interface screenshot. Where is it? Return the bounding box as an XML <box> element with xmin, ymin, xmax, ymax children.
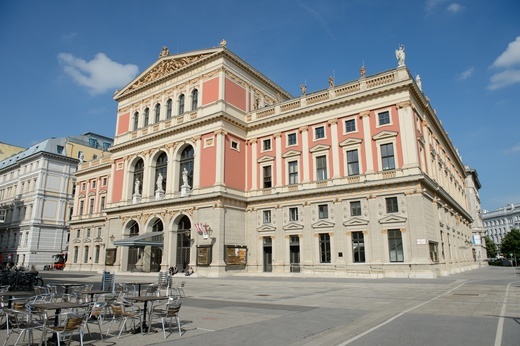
<box><xmin>316</xmin><ymin>155</ymin><xmax>327</xmax><ymax>181</ymax></box>
<box><xmin>91</xmin><ymin>180</ymin><xmax>96</xmax><ymax>189</ymax></box>
<box><xmin>347</xmin><ymin>149</ymin><xmax>359</xmax><ymax>176</ymax></box>
<box><xmin>100</xmin><ymin>196</ymin><xmax>106</xmax><ymax>211</ymax></box>
<box><xmin>352</xmin><ymin>231</ymin><xmax>365</xmax><ymax>263</ymax></box>
<box><xmin>102</xmin><ymin>177</ymin><xmax>107</xmax><ymax>186</ymax></box>
<box><xmin>386</xmin><ymin>197</ymin><xmax>398</xmax><ymax>213</ymax></box>
<box><xmin>381</xmin><ymin>143</ymin><xmax>395</xmax><ymax>170</ymax></box>
<box><xmin>57</xmin><ymin>145</ymin><xmax>64</xmax><ymax>154</ymax></box>
<box><xmin>388</xmin><ymin>229</ymin><xmax>404</xmax><ymax>262</ymax></box>
<box><xmin>94</xmin><ymin>245</ymin><xmax>100</xmax><ymax>264</ymax></box>
<box><xmin>89</xmin><ymin>198</ymin><xmax>94</xmax><ymax>214</ymax></box>
<box><xmin>263</xmin><ymin>166</ymin><xmax>272</xmax><ymax>188</ymax></box>
<box><xmin>263</xmin><ymin>210</ymin><xmax>271</xmax><ymax>224</ymax></box>
<box><xmin>97</xmin><ymin>227</ymin><xmax>102</xmax><ymax>237</ymax></box>
<box><xmin>345</xmin><ymin>119</ymin><xmax>356</xmax><ymax>132</ymax></box>
<box><xmin>287</xmin><ymin>133</ymin><xmax>297</xmax><ymax>146</ymax></box>
<box><xmin>319</xmin><ymin>233</ymin><xmax>331</xmax><ymax>263</ymax></box>
<box><xmin>289</xmin><ymin>207</ymin><xmax>298</xmax><ymax>222</ymax></box>
<box><xmin>318</xmin><ymin>204</ymin><xmax>328</xmax><ymax>219</ymax></box>
<box><xmin>73</xmin><ymin>247</ymin><xmax>79</xmax><ymax>263</ymax></box>
<box><xmin>76</xmin><ymin>230</ymin><xmax>80</xmax><ymax>239</ymax></box>
<box><xmin>81</xmin><ymin>183</ymin><xmax>86</xmax><ymax>191</ymax></box>
<box><xmin>102</xmin><ymin>142</ymin><xmax>111</xmax><ymax>151</ymax></box>
<box><xmin>429</xmin><ymin>242</ymin><xmax>439</xmax><ymax>262</ymax></box>
<box><xmin>231</xmin><ymin>141</ymin><xmax>239</xmax><ymax>150</ymax></box>
<box><xmin>315</xmin><ymin>126</ymin><xmax>325</xmax><ymax>139</ymax></box>
<box><xmin>86</xmin><ymin>228</ymin><xmax>91</xmax><ymax>237</ymax></box>
<box><xmin>84</xmin><ymin>246</ymin><xmax>89</xmax><ymax>263</ymax></box>
<box><xmin>288</xmin><ymin>161</ymin><xmax>298</xmax><ymax>185</ymax></box>
<box><xmin>88</xmin><ymin>138</ymin><xmax>99</xmax><ymax>148</ymax></box>
<box><xmin>79</xmin><ymin>200</ymin><xmax>84</xmax><ymax>215</ymax></box>
<box><xmin>350</xmin><ymin>201</ymin><xmax>362</xmax><ymax>216</ymax></box>
<box><xmin>263</xmin><ymin>139</ymin><xmax>271</xmax><ymax>151</ymax></box>
<box><xmin>378</xmin><ymin>111</ymin><xmax>390</xmax><ymax>125</ymax></box>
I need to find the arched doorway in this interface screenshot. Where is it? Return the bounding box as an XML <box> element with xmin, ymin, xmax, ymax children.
<box><xmin>150</xmin><ymin>218</ymin><xmax>164</xmax><ymax>272</ymax></box>
<box><xmin>127</xmin><ymin>220</ymin><xmax>139</xmax><ymax>272</ymax></box>
<box><xmin>177</xmin><ymin>216</ymin><xmax>191</xmax><ymax>272</ymax></box>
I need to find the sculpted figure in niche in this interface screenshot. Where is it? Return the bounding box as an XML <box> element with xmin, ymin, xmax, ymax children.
<box><xmin>156</xmin><ymin>173</ymin><xmax>164</xmax><ymax>191</ymax></box>
<box><xmin>134</xmin><ymin>179</ymin><xmax>141</xmax><ymax>195</ymax></box>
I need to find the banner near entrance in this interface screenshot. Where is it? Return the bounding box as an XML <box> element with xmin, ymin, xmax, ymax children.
<box><xmin>195</xmin><ymin>223</ymin><xmax>209</xmax><ymax>239</ymax></box>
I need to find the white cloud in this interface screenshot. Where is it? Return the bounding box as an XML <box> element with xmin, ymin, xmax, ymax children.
<box><xmin>508</xmin><ymin>144</ymin><xmax>520</xmax><ymax>153</ymax></box>
<box><xmin>447</xmin><ymin>3</ymin><xmax>463</xmax><ymax>13</ymax></box>
<box><xmin>458</xmin><ymin>67</ymin><xmax>474</xmax><ymax>80</ymax></box>
<box><xmin>488</xmin><ymin>37</ymin><xmax>520</xmax><ymax>90</ymax></box>
<box><xmin>57</xmin><ymin>53</ymin><xmax>139</xmax><ymax>95</ymax></box>
<box><xmin>488</xmin><ymin>69</ymin><xmax>520</xmax><ymax>90</ymax></box>
<box><xmin>492</xmin><ymin>36</ymin><xmax>520</xmax><ymax>68</ymax></box>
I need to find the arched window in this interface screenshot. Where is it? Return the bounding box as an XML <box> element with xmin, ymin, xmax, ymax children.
<box><xmin>133</xmin><ymin>159</ymin><xmax>144</xmax><ymax>195</ymax></box>
<box><xmin>179</xmin><ymin>146</ymin><xmax>194</xmax><ymax>190</ymax></box>
<box><xmin>191</xmin><ymin>89</ymin><xmax>198</xmax><ymax>110</ymax></box>
<box><xmin>154</xmin><ymin>103</ymin><xmax>161</xmax><ymax>123</ymax></box>
<box><xmin>166</xmin><ymin>99</ymin><xmax>172</xmax><ymax>119</ymax></box>
<box><xmin>144</xmin><ymin>108</ymin><xmax>149</xmax><ymax>126</ymax></box>
<box><xmin>133</xmin><ymin>112</ymin><xmax>139</xmax><ymax>131</ymax></box>
<box><xmin>155</xmin><ymin>152</ymin><xmax>167</xmax><ymax>192</ymax></box>
<box><xmin>178</xmin><ymin>94</ymin><xmax>185</xmax><ymax>114</ymax></box>
<box><xmin>128</xmin><ymin>220</ymin><xmax>139</xmax><ymax>235</ymax></box>
<box><xmin>152</xmin><ymin>219</ymin><xmax>164</xmax><ymax>233</ymax></box>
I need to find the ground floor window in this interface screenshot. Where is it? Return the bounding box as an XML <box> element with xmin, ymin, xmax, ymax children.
<box><xmin>388</xmin><ymin>229</ymin><xmax>403</xmax><ymax>262</ymax></box>
<box><xmin>429</xmin><ymin>241</ymin><xmax>438</xmax><ymax>262</ymax></box>
<box><xmin>319</xmin><ymin>233</ymin><xmax>331</xmax><ymax>263</ymax></box>
<box><xmin>352</xmin><ymin>231</ymin><xmax>365</xmax><ymax>263</ymax></box>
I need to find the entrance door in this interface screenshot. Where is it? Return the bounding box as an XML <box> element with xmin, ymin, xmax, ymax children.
<box><xmin>127</xmin><ymin>247</ymin><xmax>138</xmax><ymax>272</ymax></box>
<box><xmin>263</xmin><ymin>237</ymin><xmax>272</xmax><ymax>272</ymax></box>
<box><xmin>150</xmin><ymin>247</ymin><xmax>162</xmax><ymax>272</ymax></box>
<box><xmin>289</xmin><ymin>235</ymin><xmax>300</xmax><ymax>273</ymax></box>
<box><xmin>177</xmin><ymin>216</ymin><xmax>191</xmax><ymax>272</ymax></box>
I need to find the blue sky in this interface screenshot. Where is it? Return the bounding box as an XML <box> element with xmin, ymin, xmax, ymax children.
<box><xmin>1</xmin><ymin>0</ymin><xmax>519</xmax><ymax>211</ymax></box>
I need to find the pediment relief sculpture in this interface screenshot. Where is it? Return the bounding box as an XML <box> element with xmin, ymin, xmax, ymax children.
<box><xmin>378</xmin><ymin>214</ymin><xmax>407</xmax><ymax>224</ymax></box>
<box><xmin>283</xmin><ymin>222</ymin><xmax>304</xmax><ymax>230</ymax></box>
<box><xmin>312</xmin><ymin>220</ymin><xmax>335</xmax><ymax>229</ymax></box>
<box><xmin>343</xmin><ymin>217</ymin><xmax>369</xmax><ymax>226</ymax></box>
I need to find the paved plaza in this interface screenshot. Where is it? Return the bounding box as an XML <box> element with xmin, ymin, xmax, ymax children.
<box><xmin>2</xmin><ymin>266</ymin><xmax>519</xmax><ymax>345</ymax></box>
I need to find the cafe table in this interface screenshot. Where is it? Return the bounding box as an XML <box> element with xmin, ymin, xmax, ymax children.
<box><xmin>123</xmin><ymin>282</ymin><xmax>154</xmax><ymax>297</ymax></box>
<box><xmin>74</xmin><ymin>289</ymin><xmax>111</xmax><ymax>301</ymax></box>
<box><xmin>59</xmin><ymin>283</ymin><xmax>85</xmax><ymax>294</ymax></box>
<box><xmin>0</xmin><ymin>290</ymin><xmax>35</xmax><ymax>308</ymax></box>
<box><xmin>125</xmin><ymin>295</ymin><xmax>167</xmax><ymax>333</ymax></box>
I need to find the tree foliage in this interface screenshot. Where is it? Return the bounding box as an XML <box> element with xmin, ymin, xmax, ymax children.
<box><xmin>500</xmin><ymin>229</ymin><xmax>520</xmax><ymax>260</ymax></box>
<box><xmin>483</xmin><ymin>236</ymin><xmax>498</xmax><ymax>258</ymax></box>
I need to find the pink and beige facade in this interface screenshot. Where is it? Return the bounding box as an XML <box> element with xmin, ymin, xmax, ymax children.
<box><xmin>69</xmin><ymin>44</ymin><xmax>479</xmax><ymax>278</ymax></box>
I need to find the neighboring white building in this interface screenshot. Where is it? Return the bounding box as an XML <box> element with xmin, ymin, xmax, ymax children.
<box><xmin>0</xmin><ymin>134</ymin><xmax>112</xmax><ymax>269</ymax></box>
<box><xmin>482</xmin><ymin>203</ymin><xmax>520</xmax><ymax>250</ymax></box>
<box><xmin>465</xmin><ymin>166</ymin><xmax>487</xmax><ymax>264</ymax></box>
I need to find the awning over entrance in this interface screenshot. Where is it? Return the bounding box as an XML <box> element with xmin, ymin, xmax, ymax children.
<box><xmin>113</xmin><ymin>232</ymin><xmax>163</xmax><ymax>247</ymax></box>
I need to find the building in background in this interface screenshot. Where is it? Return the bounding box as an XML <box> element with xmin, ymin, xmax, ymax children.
<box><xmin>482</xmin><ymin>203</ymin><xmax>520</xmax><ymax>251</ymax></box>
<box><xmin>0</xmin><ymin>142</ymin><xmax>25</xmax><ymax>161</ymax></box>
<box><xmin>69</xmin><ymin>43</ymin><xmax>481</xmax><ymax>278</ymax></box>
<box><xmin>0</xmin><ymin>133</ymin><xmax>112</xmax><ymax>269</ymax></box>
<box><xmin>465</xmin><ymin>166</ymin><xmax>487</xmax><ymax>264</ymax></box>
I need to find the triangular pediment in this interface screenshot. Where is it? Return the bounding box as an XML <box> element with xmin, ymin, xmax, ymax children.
<box><xmin>283</xmin><ymin>222</ymin><xmax>304</xmax><ymax>230</ymax></box>
<box><xmin>339</xmin><ymin>138</ymin><xmax>363</xmax><ymax>147</ymax></box>
<box><xmin>379</xmin><ymin>214</ymin><xmax>407</xmax><ymax>224</ymax></box>
<box><xmin>83</xmin><ymin>238</ymin><xmax>91</xmax><ymax>243</ymax></box>
<box><xmin>372</xmin><ymin>130</ymin><xmax>398</xmax><ymax>141</ymax></box>
<box><xmin>282</xmin><ymin>150</ymin><xmax>302</xmax><ymax>158</ymax></box>
<box><xmin>257</xmin><ymin>224</ymin><xmax>276</xmax><ymax>232</ymax></box>
<box><xmin>257</xmin><ymin>155</ymin><xmax>275</xmax><ymax>163</ymax></box>
<box><xmin>343</xmin><ymin>217</ymin><xmax>369</xmax><ymax>227</ymax></box>
<box><xmin>94</xmin><ymin>236</ymin><xmax>103</xmax><ymax>243</ymax></box>
<box><xmin>78</xmin><ymin>193</ymin><xmax>86</xmax><ymax>199</ymax></box>
<box><xmin>309</xmin><ymin>144</ymin><xmax>331</xmax><ymax>153</ymax></box>
<box><xmin>312</xmin><ymin>220</ymin><xmax>335</xmax><ymax>229</ymax></box>
<box><xmin>72</xmin><ymin>238</ymin><xmax>81</xmax><ymax>244</ymax></box>
<box><xmin>115</xmin><ymin>48</ymin><xmax>221</xmax><ymax>99</ymax></box>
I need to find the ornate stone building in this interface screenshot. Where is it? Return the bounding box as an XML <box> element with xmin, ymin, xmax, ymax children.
<box><xmin>69</xmin><ymin>44</ymin><xmax>480</xmax><ymax>278</ymax></box>
<box><xmin>482</xmin><ymin>203</ymin><xmax>520</xmax><ymax>249</ymax></box>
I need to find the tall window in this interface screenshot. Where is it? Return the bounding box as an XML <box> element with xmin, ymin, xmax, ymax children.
<box><xmin>155</xmin><ymin>152</ymin><xmax>168</xmax><ymax>191</ymax></box>
<box><xmin>89</xmin><ymin>198</ymin><xmax>94</xmax><ymax>214</ymax></box>
<box><xmin>100</xmin><ymin>196</ymin><xmax>105</xmax><ymax>211</ymax></box>
<box><xmin>262</xmin><ymin>139</ymin><xmax>271</xmax><ymax>151</ymax></box>
<box><xmin>318</xmin><ymin>204</ymin><xmax>328</xmax><ymax>219</ymax></box>
<box><xmin>79</xmin><ymin>200</ymin><xmax>84</xmax><ymax>215</ymax></box>
<box><xmin>347</xmin><ymin>149</ymin><xmax>359</xmax><ymax>176</ymax></box>
<box><xmin>350</xmin><ymin>201</ymin><xmax>362</xmax><ymax>216</ymax></box>
<box><xmin>144</xmin><ymin>107</ymin><xmax>149</xmax><ymax>126</ymax></box>
<box><xmin>378</xmin><ymin>111</ymin><xmax>390</xmax><ymax>125</ymax></box>
<box><xmin>133</xmin><ymin>159</ymin><xmax>144</xmax><ymax>195</ymax></box>
<box><xmin>288</xmin><ymin>161</ymin><xmax>298</xmax><ymax>185</ymax></box>
<box><xmin>381</xmin><ymin>143</ymin><xmax>395</xmax><ymax>170</ymax></box>
<box><xmin>263</xmin><ymin>210</ymin><xmax>271</xmax><ymax>224</ymax></box>
<box><xmin>388</xmin><ymin>229</ymin><xmax>404</xmax><ymax>262</ymax></box>
<box><xmin>166</xmin><ymin>99</ymin><xmax>172</xmax><ymax>119</ymax></box>
<box><xmin>385</xmin><ymin>197</ymin><xmax>398</xmax><ymax>213</ymax></box>
<box><xmin>179</xmin><ymin>146</ymin><xmax>194</xmax><ymax>189</ymax></box>
<box><xmin>315</xmin><ymin>126</ymin><xmax>325</xmax><ymax>139</ymax></box>
<box><xmin>319</xmin><ymin>233</ymin><xmax>331</xmax><ymax>263</ymax></box>
<box><xmin>94</xmin><ymin>245</ymin><xmax>100</xmax><ymax>264</ymax></box>
<box><xmin>83</xmin><ymin>246</ymin><xmax>89</xmax><ymax>263</ymax></box>
<box><xmin>352</xmin><ymin>231</ymin><xmax>365</xmax><ymax>263</ymax></box>
<box><xmin>263</xmin><ymin>166</ymin><xmax>272</xmax><ymax>188</ymax></box>
<box><xmin>178</xmin><ymin>94</ymin><xmax>185</xmax><ymax>114</ymax></box>
<box><xmin>191</xmin><ymin>89</ymin><xmax>198</xmax><ymax>110</ymax></box>
<box><xmin>133</xmin><ymin>112</ymin><xmax>139</xmax><ymax>130</ymax></box>
<box><xmin>316</xmin><ymin>155</ymin><xmax>327</xmax><ymax>181</ymax></box>
<box><xmin>73</xmin><ymin>247</ymin><xmax>78</xmax><ymax>263</ymax></box>
<box><xmin>289</xmin><ymin>207</ymin><xmax>298</xmax><ymax>221</ymax></box>
<box><xmin>154</xmin><ymin>103</ymin><xmax>161</xmax><ymax>123</ymax></box>
<box><xmin>345</xmin><ymin>119</ymin><xmax>356</xmax><ymax>132</ymax></box>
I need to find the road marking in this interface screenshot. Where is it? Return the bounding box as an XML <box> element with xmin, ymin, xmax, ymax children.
<box><xmin>494</xmin><ymin>280</ymin><xmax>519</xmax><ymax>346</ymax></box>
<box><xmin>338</xmin><ymin>281</ymin><xmax>468</xmax><ymax>345</ymax></box>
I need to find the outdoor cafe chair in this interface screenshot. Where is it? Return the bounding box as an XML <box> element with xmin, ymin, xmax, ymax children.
<box><xmin>2</xmin><ymin>308</ymin><xmax>46</xmax><ymax>346</ymax></box>
<box><xmin>45</xmin><ymin>311</ymin><xmax>88</xmax><ymax>346</ymax></box>
<box><xmin>175</xmin><ymin>281</ymin><xmax>186</xmax><ymax>298</ymax></box>
<box><xmin>84</xmin><ymin>301</ymin><xmax>107</xmax><ymax>340</ymax></box>
<box><xmin>148</xmin><ymin>300</ymin><xmax>183</xmax><ymax>338</ymax></box>
<box><xmin>106</xmin><ymin>302</ymin><xmax>141</xmax><ymax>339</ymax></box>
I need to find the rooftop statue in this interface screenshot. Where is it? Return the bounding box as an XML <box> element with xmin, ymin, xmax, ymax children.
<box><xmin>395</xmin><ymin>44</ymin><xmax>405</xmax><ymax>67</ymax></box>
